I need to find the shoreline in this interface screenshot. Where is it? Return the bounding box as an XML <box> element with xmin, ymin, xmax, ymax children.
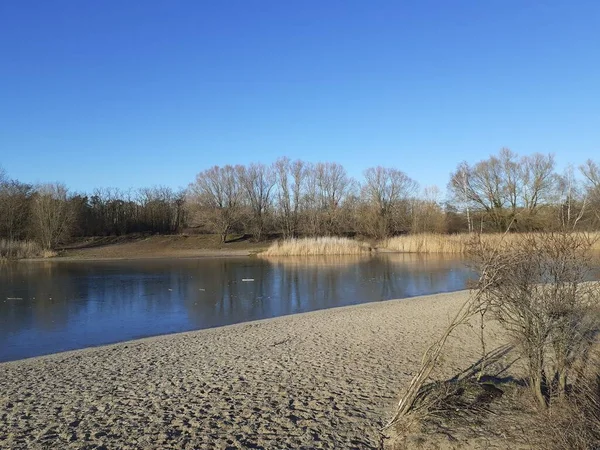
<box><xmin>0</xmin><ymin>290</ymin><xmax>501</xmax><ymax>449</ymax></box>
<box><xmin>21</xmin><ymin>249</ymin><xmax>258</xmax><ymax>263</ymax></box>
<box><xmin>0</xmin><ymin>290</ymin><xmax>469</xmax><ymax>366</ymax></box>
<box><xmin>17</xmin><ymin>247</ymin><xmax>460</xmax><ymax>263</ymax></box>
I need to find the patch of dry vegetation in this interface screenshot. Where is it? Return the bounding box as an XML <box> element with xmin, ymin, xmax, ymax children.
<box><xmin>0</xmin><ymin>239</ymin><xmax>55</xmax><ymax>260</ymax></box>
<box><xmin>382</xmin><ymin>232</ymin><xmax>600</xmax><ymax>253</ymax></box>
<box><xmin>384</xmin><ymin>231</ymin><xmax>600</xmax><ymax>449</ymax></box>
<box><xmin>260</xmin><ymin>237</ymin><xmax>372</xmax><ymax>256</ymax></box>
<box><xmin>383</xmin><ymin>233</ymin><xmax>472</xmax><ymax>253</ymax></box>
<box><xmin>536</xmin><ymin>346</ymin><xmax>600</xmax><ymax>450</ymax></box>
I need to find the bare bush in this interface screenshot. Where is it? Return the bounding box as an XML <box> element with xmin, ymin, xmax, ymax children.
<box><xmin>385</xmin><ymin>231</ymin><xmax>600</xmax><ymax>448</ymax></box>
<box><xmin>472</xmin><ymin>232</ymin><xmax>600</xmax><ymax>406</ymax></box>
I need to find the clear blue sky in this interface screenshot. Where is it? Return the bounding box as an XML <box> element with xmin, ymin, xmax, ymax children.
<box><xmin>1</xmin><ymin>0</ymin><xmax>598</xmax><ymax>193</ymax></box>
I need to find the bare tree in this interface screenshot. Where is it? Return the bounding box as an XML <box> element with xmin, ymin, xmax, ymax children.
<box><xmin>0</xmin><ymin>178</ymin><xmax>33</xmax><ymax>241</ymax></box>
<box><xmin>449</xmin><ymin>162</ymin><xmax>474</xmax><ymax>232</ymax></box>
<box><xmin>313</xmin><ymin>162</ymin><xmax>354</xmax><ymax>235</ymax></box>
<box><xmin>361</xmin><ymin>166</ymin><xmax>418</xmax><ymax>238</ymax></box>
<box><xmin>411</xmin><ymin>186</ymin><xmax>446</xmax><ymax>234</ymax></box>
<box><xmin>188</xmin><ymin>165</ymin><xmax>242</xmax><ymax>243</ymax></box>
<box><xmin>237</xmin><ymin>163</ymin><xmax>276</xmax><ymax>241</ymax></box>
<box><xmin>274</xmin><ymin>157</ymin><xmax>307</xmax><ymax>238</ymax></box>
<box><xmin>31</xmin><ymin>183</ymin><xmax>75</xmax><ymax>249</ymax></box>
<box><xmin>521</xmin><ymin>153</ymin><xmax>557</xmax><ymax>214</ymax></box>
<box><xmin>581</xmin><ymin>159</ymin><xmax>600</xmax><ymax>226</ymax></box>
<box><xmin>449</xmin><ymin>149</ymin><xmax>557</xmax><ymax>231</ymax></box>
<box><xmin>557</xmin><ymin>165</ymin><xmax>587</xmax><ymax>230</ymax></box>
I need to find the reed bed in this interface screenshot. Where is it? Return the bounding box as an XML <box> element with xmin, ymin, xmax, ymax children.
<box><xmin>382</xmin><ymin>232</ymin><xmax>600</xmax><ymax>254</ymax></box>
<box><xmin>264</xmin><ymin>255</ymin><xmax>371</xmax><ymax>268</ymax></box>
<box><xmin>0</xmin><ymin>239</ymin><xmax>55</xmax><ymax>260</ymax></box>
<box><xmin>260</xmin><ymin>237</ymin><xmax>372</xmax><ymax>257</ymax></box>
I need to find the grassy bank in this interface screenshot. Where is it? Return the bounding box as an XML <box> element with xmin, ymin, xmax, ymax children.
<box><xmin>260</xmin><ymin>237</ymin><xmax>372</xmax><ymax>256</ymax></box>
<box><xmin>0</xmin><ymin>239</ymin><xmax>55</xmax><ymax>260</ymax></box>
<box><xmin>382</xmin><ymin>232</ymin><xmax>600</xmax><ymax>254</ymax></box>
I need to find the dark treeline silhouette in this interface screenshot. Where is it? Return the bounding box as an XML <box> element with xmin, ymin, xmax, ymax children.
<box><xmin>1</xmin><ymin>149</ymin><xmax>600</xmax><ymax>252</ymax></box>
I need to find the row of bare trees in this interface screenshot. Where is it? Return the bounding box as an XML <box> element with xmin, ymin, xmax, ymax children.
<box><xmin>2</xmin><ymin>149</ymin><xmax>600</xmax><ymax>249</ymax></box>
<box><xmin>186</xmin><ymin>159</ymin><xmax>423</xmax><ymax>242</ymax></box>
<box><xmin>188</xmin><ymin>152</ymin><xmax>600</xmax><ymax>241</ymax></box>
<box><xmin>449</xmin><ymin>149</ymin><xmax>600</xmax><ymax>232</ymax></box>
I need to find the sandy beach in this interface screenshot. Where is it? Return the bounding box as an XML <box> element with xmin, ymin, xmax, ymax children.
<box><xmin>0</xmin><ymin>291</ymin><xmax>505</xmax><ymax>449</ymax></box>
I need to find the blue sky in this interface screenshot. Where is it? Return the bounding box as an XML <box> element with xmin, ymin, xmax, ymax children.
<box><xmin>1</xmin><ymin>1</ymin><xmax>599</xmax><ymax>193</ymax></box>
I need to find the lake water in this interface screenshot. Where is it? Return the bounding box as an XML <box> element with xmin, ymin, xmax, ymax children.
<box><xmin>0</xmin><ymin>255</ymin><xmax>474</xmax><ymax>362</ymax></box>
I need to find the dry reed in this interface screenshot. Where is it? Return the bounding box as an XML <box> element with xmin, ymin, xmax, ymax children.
<box><xmin>260</xmin><ymin>237</ymin><xmax>372</xmax><ymax>257</ymax></box>
<box><xmin>0</xmin><ymin>239</ymin><xmax>56</xmax><ymax>260</ymax></box>
<box><xmin>382</xmin><ymin>232</ymin><xmax>600</xmax><ymax>254</ymax></box>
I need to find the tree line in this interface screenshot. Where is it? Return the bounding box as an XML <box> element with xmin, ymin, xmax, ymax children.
<box><xmin>1</xmin><ymin>149</ymin><xmax>599</xmax><ymax>250</ymax></box>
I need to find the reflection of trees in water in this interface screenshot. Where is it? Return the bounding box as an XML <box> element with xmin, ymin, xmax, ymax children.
<box><xmin>183</xmin><ymin>258</ymin><xmax>278</xmax><ymax>328</ymax></box>
<box><xmin>0</xmin><ymin>262</ymin><xmax>81</xmax><ymax>334</ymax></box>
<box><xmin>367</xmin><ymin>254</ymin><xmax>474</xmax><ymax>300</ymax></box>
<box><xmin>0</xmin><ymin>256</ymin><xmax>475</xmax><ymax>360</ymax></box>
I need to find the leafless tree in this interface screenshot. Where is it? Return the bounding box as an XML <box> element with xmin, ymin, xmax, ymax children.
<box><xmin>449</xmin><ymin>149</ymin><xmax>556</xmax><ymax>231</ymax></box>
<box><xmin>411</xmin><ymin>186</ymin><xmax>446</xmax><ymax>234</ymax></box>
<box><xmin>361</xmin><ymin>166</ymin><xmax>418</xmax><ymax>238</ymax></box>
<box><xmin>299</xmin><ymin>162</ymin><xmax>355</xmax><ymax>236</ymax></box>
<box><xmin>521</xmin><ymin>153</ymin><xmax>557</xmax><ymax>213</ymax></box>
<box><xmin>581</xmin><ymin>159</ymin><xmax>600</xmax><ymax>226</ymax></box>
<box><xmin>188</xmin><ymin>165</ymin><xmax>242</xmax><ymax>243</ymax></box>
<box><xmin>31</xmin><ymin>183</ymin><xmax>75</xmax><ymax>249</ymax></box>
<box><xmin>274</xmin><ymin>157</ymin><xmax>307</xmax><ymax>238</ymax></box>
<box><xmin>556</xmin><ymin>165</ymin><xmax>587</xmax><ymax>230</ymax></box>
<box><xmin>238</xmin><ymin>163</ymin><xmax>276</xmax><ymax>241</ymax></box>
<box><xmin>314</xmin><ymin>162</ymin><xmax>354</xmax><ymax>235</ymax></box>
<box><xmin>0</xmin><ymin>177</ymin><xmax>33</xmax><ymax>241</ymax></box>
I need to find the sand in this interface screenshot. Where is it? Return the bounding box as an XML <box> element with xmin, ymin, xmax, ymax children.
<box><xmin>0</xmin><ymin>291</ymin><xmax>503</xmax><ymax>449</ymax></box>
<box><xmin>54</xmin><ymin>235</ymin><xmax>270</xmax><ymax>261</ymax></box>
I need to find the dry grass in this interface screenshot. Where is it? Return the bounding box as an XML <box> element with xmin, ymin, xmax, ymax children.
<box><xmin>535</xmin><ymin>344</ymin><xmax>600</xmax><ymax>450</ymax></box>
<box><xmin>0</xmin><ymin>239</ymin><xmax>55</xmax><ymax>260</ymax></box>
<box><xmin>260</xmin><ymin>237</ymin><xmax>372</xmax><ymax>256</ymax></box>
<box><xmin>382</xmin><ymin>232</ymin><xmax>600</xmax><ymax>254</ymax></box>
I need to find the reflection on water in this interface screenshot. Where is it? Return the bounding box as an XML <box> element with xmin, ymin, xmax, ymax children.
<box><xmin>0</xmin><ymin>255</ymin><xmax>474</xmax><ymax>362</ymax></box>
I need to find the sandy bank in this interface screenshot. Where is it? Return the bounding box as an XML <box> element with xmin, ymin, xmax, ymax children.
<box><xmin>45</xmin><ymin>235</ymin><xmax>271</xmax><ymax>261</ymax></box>
<box><xmin>0</xmin><ymin>291</ymin><xmax>503</xmax><ymax>449</ymax></box>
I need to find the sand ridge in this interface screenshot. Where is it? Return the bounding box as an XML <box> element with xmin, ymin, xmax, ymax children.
<box><xmin>0</xmin><ymin>291</ymin><xmax>491</xmax><ymax>449</ymax></box>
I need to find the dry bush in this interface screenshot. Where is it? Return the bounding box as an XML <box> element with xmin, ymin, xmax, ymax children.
<box><xmin>385</xmin><ymin>231</ymin><xmax>600</xmax><ymax>448</ymax></box>
<box><xmin>259</xmin><ymin>237</ymin><xmax>372</xmax><ymax>256</ymax></box>
<box><xmin>472</xmin><ymin>232</ymin><xmax>600</xmax><ymax>406</ymax></box>
<box><xmin>0</xmin><ymin>239</ymin><xmax>52</xmax><ymax>259</ymax></box>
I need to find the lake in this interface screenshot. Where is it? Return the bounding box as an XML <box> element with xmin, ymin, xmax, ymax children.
<box><xmin>0</xmin><ymin>255</ymin><xmax>474</xmax><ymax>362</ymax></box>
